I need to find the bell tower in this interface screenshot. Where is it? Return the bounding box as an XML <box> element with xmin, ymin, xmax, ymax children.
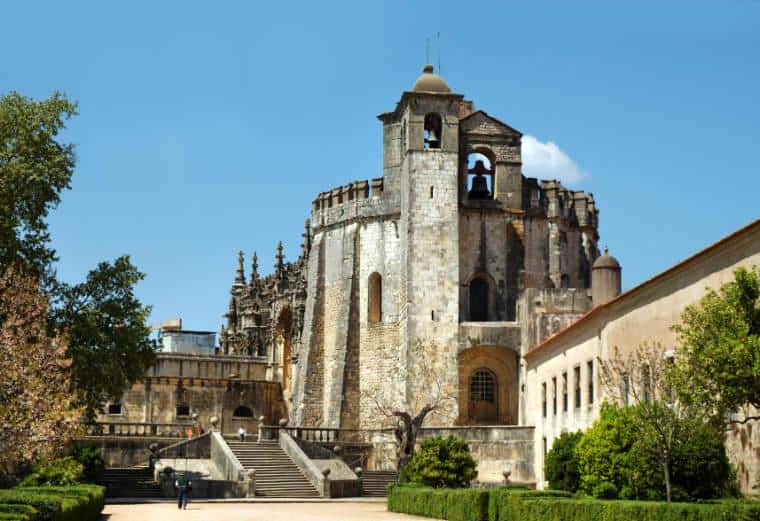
<box><xmin>377</xmin><ymin>65</ymin><xmax>465</xmax><ymax>424</ymax></box>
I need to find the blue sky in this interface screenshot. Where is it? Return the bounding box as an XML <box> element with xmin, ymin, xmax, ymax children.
<box><xmin>2</xmin><ymin>1</ymin><xmax>758</xmax><ymax>333</ymax></box>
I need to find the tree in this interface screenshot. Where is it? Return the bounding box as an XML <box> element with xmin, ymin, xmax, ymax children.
<box><xmin>400</xmin><ymin>436</ymin><xmax>477</xmax><ymax>488</ymax></box>
<box><xmin>544</xmin><ymin>431</ymin><xmax>582</xmax><ymax>492</ymax></box>
<box><xmin>0</xmin><ymin>264</ymin><xmax>81</xmax><ymax>485</ymax></box>
<box><xmin>1</xmin><ymin>91</ymin><xmax>155</xmax><ymax>422</ymax></box>
<box><xmin>671</xmin><ymin>266</ymin><xmax>760</xmax><ymax>426</ymax></box>
<box><xmin>50</xmin><ymin>256</ymin><xmax>156</xmax><ymax>422</ymax></box>
<box><xmin>367</xmin><ymin>340</ymin><xmax>457</xmax><ymax>474</ymax></box>
<box><xmin>0</xmin><ymin>92</ymin><xmax>77</xmax><ymax>279</ymax></box>
<box><xmin>598</xmin><ymin>342</ymin><xmax>732</xmax><ymax>502</ymax></box>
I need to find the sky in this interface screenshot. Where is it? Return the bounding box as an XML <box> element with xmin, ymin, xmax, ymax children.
<box><xmin>1</xmin><ymin>1</ymin><xmax>758</xmax><ymax>333</ymax></box>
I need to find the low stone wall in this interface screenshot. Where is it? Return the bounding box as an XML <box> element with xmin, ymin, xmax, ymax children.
<box><xmin>158</xmin><ymin>432</ymin><xmax>212</xmax><ymax>459</ymax></box>
<box><xmin>365</xmin><ymin>426</ymin><xmax>535</xmax><ymax>485</ymax></box>
<box><xmin>280</xmin><ymin>431</ymin><xmax>360</xmax><ymax>497</ymax></box>
<box><xmin>72</xmin><ymin>436</ymin><xmax>177</xmax><ymax>468</ymax></box>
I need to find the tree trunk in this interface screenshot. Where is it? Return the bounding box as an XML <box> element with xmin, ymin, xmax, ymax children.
<box><xmin>662</xmin><ymin>460</ymin><xmax>672</xmax><ymax>503</ymax></box>
<box><xmin>393</xmin><ymin>405</ymin><xmax>435</xmax><ymax>476</ymax></box>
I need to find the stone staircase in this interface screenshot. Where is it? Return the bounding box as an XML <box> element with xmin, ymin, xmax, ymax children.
<box><xmin>227</xmin><ymin>439</ymin><xmax>320</xmax><ymax>498</ymax></box>
<box><xmin>99</xmin><ymin>466</ymin><xmax>162</xmax><ymax>498</ymax></box>
<box><xmin>361</xmin><ymin>470</ymin><xmax>397</xmax><ymax>497</ymax></box>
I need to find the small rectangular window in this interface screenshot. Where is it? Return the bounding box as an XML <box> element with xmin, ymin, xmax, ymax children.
<box><xmin>543</xmin><ymin>437</ymin><xmax>548</xmax><ymax>457</ymax></box>
<box><xmin>430</xmin><ymin>186</ymin><xmax>434</xmax><ymax>198</ymax></box>
<box><xmin>574</xmin><ymin>366</ymin><xmax>581</xmax><ymax>409</ymax></box>
<box><xmin>562</xmin><ymin>372</ymin><xmax>568</xmax><ymax>412</ymax></box>
<box><xmin>176</xmin><ymin>405</ymin><xmax>190</xmax><ymax>417</ymax></box>
<box><xmin>623</xmin><ymin>374</ymin><xmax>630</xmax><ymax>405</ymax></box>
<box><xmin>108</xmin><ymin>403</ymin><xmax>122</xmax><ymax>415</ymax></box>
<box><xmin>552</xmin><ymin>377</ymin><xmax>557</xmax><ymax>416</ymax></box>
<box><xmin>587</xmin><ymin>360</ymin><xmax>594</xmax><ymax>406</ymax></box>
<box><xmin>542</xmin><ymin>382</ymin><xmax>547</xmax><ymax>418</ymax></box>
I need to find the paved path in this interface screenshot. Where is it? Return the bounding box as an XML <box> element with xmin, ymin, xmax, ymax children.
<box><xmin>103</xmin><ymin>501</ymin><xmax>440</xmax><ymax>521</ymax></box>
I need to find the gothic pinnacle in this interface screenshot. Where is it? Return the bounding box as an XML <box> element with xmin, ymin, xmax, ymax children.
<box><xmin>251</xmin><ymin>251</ymin><xmax>260</xmax><ymax>283</ymax></box>
<box><xmin>234</xmin><ymin>250</ymin><xmax>246</xmax><ymax>285</ymax></box>
<box><xmin>301</xmin><ymin>219</ymin><xmax>312</xmax><ymax>257</ymax></box>
<box><xmin>275</xmin><ymin>241</ymin><xmax>285</xmax><ymax>276</ymax></box>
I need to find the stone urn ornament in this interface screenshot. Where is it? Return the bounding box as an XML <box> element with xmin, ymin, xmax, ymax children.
<box><xmin>502</xmin><ymin>463</ymin><xmax>512</xmax><ymax>485</ymax></box>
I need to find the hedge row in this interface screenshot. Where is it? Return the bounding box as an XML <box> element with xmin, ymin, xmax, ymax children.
<box><xmin>0</xmin><ymin>485</ymin><xmax>104</xmax><ymax>521</ymax></box>
<box><xmin>388</xmin><ymin>485</ymin><xmax>760</xmax><ymax>521</ymax></box>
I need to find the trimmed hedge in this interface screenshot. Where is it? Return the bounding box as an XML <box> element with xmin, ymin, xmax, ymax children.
<box><xmin>389</xmin><ymin>484</ymin><xmax>760</xmax><ymax>521</ymax></box>
<box><xmin>0</xmin><ymin>504</ymin><xmax>37</xmax><ymax>521</ymax></box>
<box><xmin>0</xmin><ymin>484</ymin><xmax>104</xmax><ymax>521</ymax></box>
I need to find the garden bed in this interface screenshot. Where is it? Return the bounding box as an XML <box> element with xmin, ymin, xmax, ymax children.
<box><xmin>0</xmin><ymin>484</ymin><xmax>105</xmax><ymax>521</ymax></box>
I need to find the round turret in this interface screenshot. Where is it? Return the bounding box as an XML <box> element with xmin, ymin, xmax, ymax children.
<box><xmin>411</xmin><ymin>64</ymin><xmax>451</xmax><ymax>93</ymax></box>
<box><xmin>591</xmin><ymin>246</ymin><xmax>622</xmax><ymax>306</ymax></box>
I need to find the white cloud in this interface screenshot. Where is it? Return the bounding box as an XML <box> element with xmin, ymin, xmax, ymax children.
<box><xmin>521</xmin><ymin>135</ymin><xmax>587</xmax><ymax>184</ymax></box>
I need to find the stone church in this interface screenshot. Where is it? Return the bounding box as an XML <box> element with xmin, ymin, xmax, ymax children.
<box><xmin>220</xmin><ymin>64</ymin><xmax>619</xmax><ymax>432</ymax></box>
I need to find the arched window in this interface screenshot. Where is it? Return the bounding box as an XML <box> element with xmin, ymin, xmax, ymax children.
<box><xmin>424</xmin><ymin>113</ymin><xmax>442</xmax><ymax>149</ymax></box>
<box><xmin>233</xmin><ymin>406</ymin><xmax>253</xmax><ymax>418</ymax></box>
<box><xmin>368</xmin><ymin>272</ymin><xmax>382</xmax><ymax>323</ymax></box>
<box><xmin>466</xmin><ymin>152</ymin><xmax>494</xmax><ymax>200</ymax></box>
<box><xmin>470</xmin><ymin>369</ymin><xmax>496</xmax><ymax>403</ymax></box>
<box><xmin>469</xmin><ymin>276</ymin><xmax>489</xmax><ymax>321</ymax></box>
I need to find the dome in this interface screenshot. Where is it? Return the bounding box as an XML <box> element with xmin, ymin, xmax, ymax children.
<box><xmin>592</xmin><ymin>246</ymin><xmax>621</xmax><ymax>270</ymax></box>
<box><xmin>411</xmin><ymin>64</ymin><xmax>451</xmax><ymax>93</ymax></box>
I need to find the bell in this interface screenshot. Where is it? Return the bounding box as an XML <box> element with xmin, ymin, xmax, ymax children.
<box><xmin>468</xmin><ymin>159</ymin><xmax>490</xmax><ymax>176</ymax></box>
<box><xmin>425</xmin><ymin>129</ymin><xmax>440</xmax><ymax>148</ymax></box>
<box><xmin>468</xmin><ymin>174</ymin><xmax>491</xmax><ymax>199</ymax></box>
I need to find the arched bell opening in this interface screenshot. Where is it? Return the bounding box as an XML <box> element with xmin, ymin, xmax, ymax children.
<box><xmin>424</xmin><ymin>113</ymin><xmax>442</xmax><ymax>150</ymax></box>
<box><xmin>466</xmin><ymin>151</ymin><xmax>495</xmax><ymax>200</ymax></box>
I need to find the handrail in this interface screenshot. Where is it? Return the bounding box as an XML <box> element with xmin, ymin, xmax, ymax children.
<box><xmin>85</xmin><ymin>421</ymin><xmax>192</xmax><ymax>437</ymax></box>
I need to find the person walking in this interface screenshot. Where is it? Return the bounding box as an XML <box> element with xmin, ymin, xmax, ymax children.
<box><xmin>238</xmin><ymin>426</ymin><xmax>246</xmax><ymax>442</ymax></box>
<box><xmin>175</xmin><ymin>474</ymin><xmax>192</xmax><ymax>509</ymax></box>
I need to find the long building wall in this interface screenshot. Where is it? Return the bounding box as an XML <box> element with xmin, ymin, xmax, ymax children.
<box><xmin>525</xmin><ymin>220</ymin><xmax>760</xmax><ymax>492</ymax></box>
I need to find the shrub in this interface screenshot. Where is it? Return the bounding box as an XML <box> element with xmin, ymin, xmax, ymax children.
<box><xmin>19</xmin><ymin>457</ymin><xmax>83</xmax><ymax>487</ymax></box>
<box><xmin>401</xmin><ymin>436</ymin><xmax>477</xmax><ymax>488</ymax></box>
<box><xmin>576</xmin><ymin>402</ymin><xmax>736</xmax><ymax>501</ymax></box>
<box><xmin>592</xmin><ymin>481</ymin><xmax>618</xmax><ymax>499</ymax></box>
<box><xmin>70</xmin><ymin>446</ymin><xmax>104</xmax><ymax>483</ymax></box>
<box><xmin>543</xmin><ymin>431</ymin><xmax>582</xmax><ymax>492</ymax></box>
<box><xmin>0</xmin><ymin>484</ymin><xmax>104</xmax><ymax>521</ymax></box>
<box><xmin>0</xmin><ymin>504</ymin><xmax>37</xmax><ymax>521</ymax></box>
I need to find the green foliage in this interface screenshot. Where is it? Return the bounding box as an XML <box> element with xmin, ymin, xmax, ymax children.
<box><xmin>576</xmin><ymin>402</ymin><xmax>735</xmax><ymax>501</ymax></box>
<box><xmin>69</xmin><ymin>446</ymin><xmax>104</xmax><ymax>483</ymax></box>
<box><xmin>543</xmin><ymin>431</ymin><xmax>582</xmax><ymax>492</ymax></box>
<box><xmin>19</xmin><ymin>458</ymin><xmax>83</xmax><ymax>487</ymax></box>
<box><xmin>0</xmin><ymin>485</ymin><xmax>104</xmax><ymax>521</ymax></box>
<box><xmin>671</xmin><ymin>266</ymin><xmax>760</xmax><ymax>425</ymax></box>
<box><xmin>390</xmin><ymin>485</ymin><xmax>760</xmax><ymax>521</ymax></box>
<box><xmin>0</xmin><ymin>91</ymin><xmax>77</xmax><ymax>279</ymax></box>
<box><xmin>400</xmin><ymin>436</ymin><xmax>477</xmax><ymax>488</ymax></box>
<box><xmin>0</xmin><ymin>504</ymin><xmax>37</xmax><ymax>521</ymax></box>
<box><xmin>51</xmin><ymin>255</ymin><xmax>156</xmax><ymax>421</ymax></box>
<box><xmin>388</xmin><ymin>484</ymin><xmax>490</xmax><ymax>521</ymax></box>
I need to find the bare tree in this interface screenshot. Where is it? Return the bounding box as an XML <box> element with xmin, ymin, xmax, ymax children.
<box><xmin>598</xmin><ymin>342</ymin><xmax>706</xmax><ymax>503</ymax></box>
<box><xmin>367</xmin><ymin>340</ymin><xmax>457</xmax><ymax>474</ymax></box>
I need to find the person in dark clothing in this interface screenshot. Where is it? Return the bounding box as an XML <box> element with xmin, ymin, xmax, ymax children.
<box><xmin>175</xmin><ymin>474</ymin><xmax>192</xmax><ymax>509</ymax></box>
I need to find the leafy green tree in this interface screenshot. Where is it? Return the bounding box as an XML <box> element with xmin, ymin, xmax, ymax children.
<box><xmin>0</xmin><ymin>92</ymin><xmax>77</xmax><ymax>279</ymax></box>
<box><xmin>51</xmin><ymin>256</ymin><xmax>156</xmax><ymax>422</ymax></box>
<box><xmin>1</xmin><ymin>91</ymin><xmax>155</xmax><ymax>422</ymax></box>
<box><xmin>576</xmin><ymin>402</ymin><xmax>734</xmax><ymax>501</ymax></box>
<box><xmin>400</xmin><ymin>435</ymin><xmax>477</xmax><ymax>488</ymax></box>
<box><xmin>544</xmin><ymin>431</ymin><xmax>582</xmax><ymax>492</ymax></box>
<box><xmin>671</xmin><ymin>266</ymin><xmax>760</xmax><ymax>426</ymax></box>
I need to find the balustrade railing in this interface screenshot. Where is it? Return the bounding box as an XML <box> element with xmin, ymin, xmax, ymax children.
<box><xmin>85</xmin><ymin>421</ymin><xmax>192</xmax><ymax>437</ymax></box>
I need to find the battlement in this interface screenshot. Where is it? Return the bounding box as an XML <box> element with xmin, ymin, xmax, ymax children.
<box><xmin>523</xmin><ymin>178</ymin><xmax>598</xmax><ymax>228</ymax></box>
<box><xmin>311</xmin><ymin>177</ymin><xmax>399</xmax><ymax>231</ymax></box>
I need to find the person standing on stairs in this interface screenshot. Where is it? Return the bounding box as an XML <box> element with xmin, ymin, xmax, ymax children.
<box><xmin>238</xmin><ymin>426</ymin><xmax>246</xmax><ymax>442</ymax></box>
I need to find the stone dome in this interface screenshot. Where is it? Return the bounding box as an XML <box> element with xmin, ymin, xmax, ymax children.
<box><xmin>411</xmin><ymin>64</ymin><xmax>451</xmax><ymax>93</ymax></box>
<box><xmin>592</xmin><ymin>246</ymin><xmax>621</xmax><ymax>270</ymax></box>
